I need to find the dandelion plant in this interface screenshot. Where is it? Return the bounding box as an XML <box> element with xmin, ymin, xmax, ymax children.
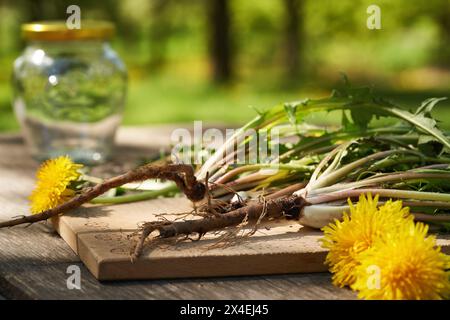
<box><xmin>1</xmin><ymin>80</ymin><xmax>450</xmax><ymax>261</ymax></box>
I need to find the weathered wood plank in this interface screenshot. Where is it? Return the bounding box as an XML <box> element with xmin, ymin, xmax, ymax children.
<box><xmin>0</xmin><ymin>226</ymin><xmax>356</xmax><ymax>299</ymax></box>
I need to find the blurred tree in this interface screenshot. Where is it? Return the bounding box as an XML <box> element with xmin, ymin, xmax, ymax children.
<box><xmin>28</xmin><ymin>0</ymin><xmax>69</xmax><ymax>20</ymax></box>
<box><xmin>147</xmin><ymin>0</ymin><xmax>172</xmax><ymax>70</ymax></box>
<box><xmin>435</xmin><ymin>8</ymin><xmax>450</xmax><ymax>69</ymax></box>
<box><xmin>283</xmin><ymin>0</ymin><xmax>303</xmax><ymax>79</ymax></box>
<box><xmin>106</xmin><ymin>0</ymin><xmax>142</xmax><ymax>45</ymax></box>
<box><xmin>29</xmin><ymin>0</ymin><xmax>45</xmax><ymax>21</ymax></box>
<box><xmin>208</xmin><ymin>0</ymin><xmax>232</xmax><ymax>83</ymax></box>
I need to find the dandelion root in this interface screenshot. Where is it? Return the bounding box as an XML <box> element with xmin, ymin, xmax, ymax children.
<box><xmin>0</xmin><ymin>164</ymin><xmax>205</xmax><ymax>228</ymax></box>
<box><xmin>133</xmin><ymin>194</ymin><xmax>308</xmax><ymax>258</ymax></box>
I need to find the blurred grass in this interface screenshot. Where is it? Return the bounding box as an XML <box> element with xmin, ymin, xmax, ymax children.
<box><xmin>2</xmin><ymin>71</ymin><xmax>450</xmax><ymax>133</ymax></box>
<box><xmin>124</xmin><ymin>73</ymin><xmax>310</xmax><ymax>125</ymax></box>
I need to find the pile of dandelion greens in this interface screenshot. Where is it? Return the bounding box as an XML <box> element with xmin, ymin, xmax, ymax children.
<box><xmin>1</xmin><ymin>80</ymin><xmax>450</xmax><ymax>256</ymax></box>
<box><xmin>90</xmin><ymin>81</ymin><xmax>450</xmax><ymax>231</ymax></box>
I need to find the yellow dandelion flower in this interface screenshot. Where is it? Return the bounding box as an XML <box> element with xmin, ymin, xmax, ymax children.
<box><xmin>29</xmin><ymin>156</ymin><xmax>83</xmax><ymax>214</ymax></box>
<box><xmin>321</xmin><ymin>194</ymin><xmax>412</xmax><ymax>287</ymax></box>
<box><xmin>352</xmin><ymin>221</ymin><xmax>450</xmax><ymax>300</ymax></box>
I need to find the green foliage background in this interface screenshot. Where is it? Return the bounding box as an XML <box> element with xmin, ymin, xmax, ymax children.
<box><xmin>0</xmin><ymin>0</ymin><xmax>449</xmax><ymax>132</ymax></box>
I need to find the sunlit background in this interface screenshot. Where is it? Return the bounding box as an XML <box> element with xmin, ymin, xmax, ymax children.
<box><xmin>0</xmin><ymin>0</ymin><xmax>449</xmax><ymax>132</ymax></box>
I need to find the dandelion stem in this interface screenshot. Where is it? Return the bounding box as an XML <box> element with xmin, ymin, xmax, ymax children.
<box><xmin>308</xmin><ymin>188</ymin><xmax>450</xmax><ymax>204</ymax></box>
<box><xmin>90</xmin><ymin>184</ymin><xmax>178</xmax><ymax>204</ymax></box>
<box><xmin>310</xmin><ymin>173</ymin><xmax>450</xmax><ymax>195</ymax></box>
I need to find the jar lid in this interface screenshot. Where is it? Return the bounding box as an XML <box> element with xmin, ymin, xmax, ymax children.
<box><xmin>22</xmin><ymin>20</ymin><xmax>115</xmax><ymax>41</ymax></box>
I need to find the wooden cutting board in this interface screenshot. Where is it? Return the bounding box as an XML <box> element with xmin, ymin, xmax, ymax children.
<box><xmin>52</xmin><ymin>197</ymin><xmax>450</xmax><ymax>281</ymax></box>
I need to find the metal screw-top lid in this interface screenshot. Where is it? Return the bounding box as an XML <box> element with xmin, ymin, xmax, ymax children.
<box><xmin>22</xmin><ymin>20</ymin><xmax>115</xmax><ymax>41</ymax></box>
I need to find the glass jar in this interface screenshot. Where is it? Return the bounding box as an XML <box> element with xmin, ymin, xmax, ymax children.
<box><xmin>12</xmin><ymin>21</ymin><xmax>127</xmax><ymax>164</ymax></box>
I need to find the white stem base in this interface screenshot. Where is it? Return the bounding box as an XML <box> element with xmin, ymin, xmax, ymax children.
<box><xmin>299</xmin><ymin>205</ymin><xmax>349</xmax><ymax>229</ymax></box>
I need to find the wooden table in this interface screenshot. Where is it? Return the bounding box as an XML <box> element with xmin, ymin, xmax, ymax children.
<box><xmin>0</xmin><ymin>126</ymin><xmax>355</xmax><ymax>299</ymax></box>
